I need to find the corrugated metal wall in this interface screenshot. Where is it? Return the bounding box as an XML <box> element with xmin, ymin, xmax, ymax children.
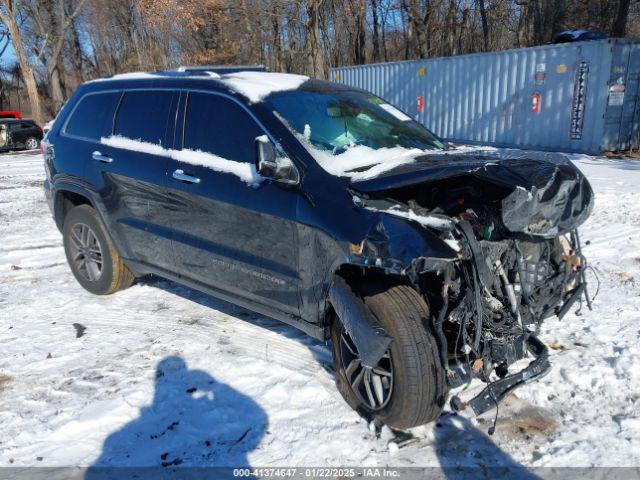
<box><xmin>330</xmin><ymin>39</ymin><xmax>640</xmax><ymax>154</ymax></box>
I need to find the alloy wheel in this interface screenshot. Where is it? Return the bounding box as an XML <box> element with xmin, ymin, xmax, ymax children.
<box><xmin>340</xmin><ymin>329</ymin><xmax>394</xmax><ymax>410</ymax></box>
<box><xmin>69</xmin><ymin>223</ymin><xmax>104</xmax><ymax>282</ymax></box>
<box><xmin>25</xmin><ymin>137</ymin><xmax>39</xmax><ymax>150</ymax></box>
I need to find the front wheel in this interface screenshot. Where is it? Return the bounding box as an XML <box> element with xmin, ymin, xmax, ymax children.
<box><xmin>331</xmin><ymin>282</ymin><xmax>448</xmax><ymax>429</ymax></box>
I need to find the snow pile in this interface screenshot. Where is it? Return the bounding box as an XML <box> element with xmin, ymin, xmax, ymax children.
<box><xmin>220</xmin><ymin>72</ymin><xmax>309</xmax><ymax>103</ymax></box>
<box><xmin>101</xmin><ymin>135</ymin><xmax>261</xmax><ymax>185</ymax></box>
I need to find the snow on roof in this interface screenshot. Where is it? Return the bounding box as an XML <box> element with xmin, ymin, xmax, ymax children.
<box><xmin>89</xmin><ymin>72</ymin><xmax>162</xmax><ymax>82</ymax></box>
<box><xmin>219</xmin><ymin>72</ymin><xmax>309</xmax><ymax>103</ymax></box>
<box><xmin>86</xmin><ymin>70</ymin><xmax>308</xmax><ymax>103</ymax></box>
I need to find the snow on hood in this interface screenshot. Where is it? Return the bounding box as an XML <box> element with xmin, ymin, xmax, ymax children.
<box><xmin>101</xmin><ymin>136</ymin><xmax>262</xmax><ymax>185</ymax></box>
<box><xmin>219</xmin><ymin>72</ymin><xmax>309</xmax><ymax>103</ymax></box>
<box><xmin>312</xmin><ymin>144</ymin><xmax>426</xmax><ymax>181</ymax></box>
<box><xmin>303</xmin><ymin>138</ymin><xmax>499</xmax><ymax>181</ymax></box>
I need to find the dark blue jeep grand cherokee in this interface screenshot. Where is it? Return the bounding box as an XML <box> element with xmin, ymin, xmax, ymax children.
<box><xmin>44</xmin><ymin>69</ymin><xmax>593</xmax><ymax>429</ymax></box>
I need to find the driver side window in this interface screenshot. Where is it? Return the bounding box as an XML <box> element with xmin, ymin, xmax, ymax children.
<box><xmin>183</xmin><ymin>92</ymin><xmax>262</xmax><ymax>163</ymax></box>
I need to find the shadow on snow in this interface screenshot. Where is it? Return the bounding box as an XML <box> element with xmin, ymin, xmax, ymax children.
<box><xmin>86</xmin><ymin>356</ymin><xmax>267</xmax><ymax>477</ymax></box>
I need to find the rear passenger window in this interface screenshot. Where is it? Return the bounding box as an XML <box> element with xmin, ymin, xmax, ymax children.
<box><xmin>65</xmin><ymin>92</ymin><xmax>121</xmax><ymax>140</ymax></box>
<box><xmin>183</xmin><ymin>92</ymin><xmax>262</xmax><ymax>163</ymax></box>
<box><xmin>114</xmin><ymin>91</ymin><xmax>173</xmax><ymax>146</ymax></box>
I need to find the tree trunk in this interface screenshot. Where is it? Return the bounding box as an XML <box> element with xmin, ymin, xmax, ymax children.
<box><xmin>371</xmin><ymin>0</ymin><xmax>380</xmax><ymax>62</ymax></box>
<box><xmin>0</xmin><ymin>0</ymin><xmax>44</xmax><ymax>124</ymax></box>
<box><xmin>239</xmin><ymin>0</ymin><xmax>258</xmax><ymax>63</ymax></box>
<box><xmin>478</xmin><ymin>0</ymin><xmax>489</xmax><ymax>51</ymax></box>
<box><xmin>69</xmin><ymin>16</ymin><xmax>85</xmax><ymax>85</ymax></box>
<box><xmin>271</xmin><ymin>0</ymin><xmax>283</xmax><ymax>71</ymax></box>
<box><xmin>611</xmin><ymin>0</ymin><xmax>631</xmax><ymax>37</ymax></box>
<box><xmin>305</xmin><ymin>0</ymin><xmax>325</xmax><ymax>77</ymax></box>
<box><xmin>447</xmin><ymin>0</ymin><xmax>457</xmax><ymax>55</ymax></box>
<box><xmin>48</xmin><ymin>63</ymin><xmax>65</xmax><ymax>113</ymax></box>
<box><xmin>405</xmin><ymin>0</ymin><xmax>427</xmax><ymax>58</ymax></box>
<box><xmin>354</xmin><ymin>1</ymin><xmax>367</xmax><ymax>65</ymax></box>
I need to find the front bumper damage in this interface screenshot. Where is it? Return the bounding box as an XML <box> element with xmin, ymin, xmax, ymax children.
<box><xmin>449</xmin><ymin>334</ymin><xmax>550</xmax><ymax>416</ymax></box>
<box><xmin>338</xmin><ymin>152</ymin><xmax>594</xmax><ymax>421</ymax></box>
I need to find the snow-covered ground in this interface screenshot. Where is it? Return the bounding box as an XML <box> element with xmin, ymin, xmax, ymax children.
<box><xmin>0</xmin><ymin>150</ymin><xmax>639</xmax><ymax>470</ymax></box>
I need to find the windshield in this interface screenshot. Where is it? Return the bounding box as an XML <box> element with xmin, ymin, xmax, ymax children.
<box><xmin>267</xmin><ymin>88</ymin><xmax>446</xmax><ymax>179</ymax></box>
<box><xmin>268</xmin><ymin>89</ymin><xmax>444</xmax><ymax>154</ymax></box>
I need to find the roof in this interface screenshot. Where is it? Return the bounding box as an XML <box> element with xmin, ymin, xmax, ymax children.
<box><xmin>85</xmin><ymin>70</ymin><xmax>312</xmax><ymax>104</ymax></box>
<box><xmin>0</xmin><ymin>118</ymin><xmax>35</xmax><ymax>124</ymax></box>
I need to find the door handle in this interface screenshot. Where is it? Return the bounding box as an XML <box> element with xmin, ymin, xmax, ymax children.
<box><xmin>172</xmin><ymin>169</ymin><xmax>200</xmax><ymax>184</ymax></box>
<box><xmin>92</xmin><ymin>151</ymin><xmax>113</xmax><ymax>163</ymax></box>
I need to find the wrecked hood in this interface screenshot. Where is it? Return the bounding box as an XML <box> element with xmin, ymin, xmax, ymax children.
<box><xmin>351</xmin><ymin>150</ymin><xmax>594</xmax><ymax>238</ymax></box>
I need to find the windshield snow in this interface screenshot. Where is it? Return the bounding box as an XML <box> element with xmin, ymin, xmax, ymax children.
<box><xmin>267</xmin><ymin>89</ymin><xmax>445</xmax><ymax>178</ymax></box>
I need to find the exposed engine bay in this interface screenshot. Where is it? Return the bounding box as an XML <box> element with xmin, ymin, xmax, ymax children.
<box><xmin>345</xmin><ymin>150</ymin><xmax>594</xmax><ymax>417</ymax></box>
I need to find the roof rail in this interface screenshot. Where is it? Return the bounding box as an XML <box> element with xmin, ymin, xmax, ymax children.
<box><xmin>176</xmin><ymin>65</ymin><xmax>266</xmax><ymax>75</ymax></box>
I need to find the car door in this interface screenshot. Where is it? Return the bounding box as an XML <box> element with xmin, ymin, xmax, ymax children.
<box><xmin>164</xmin><ymin>91</ymin><xmax>301</xmax><ymax>316</ymax></box>
<box><xmin>7</xmin><ymin>122</ymin><xmax>24</xmax><ymax>146</ymax></box>
<box><xmin>81</xmin><ymin>89</ymin><xmax>179</xmax><ymax>272</ymax></box>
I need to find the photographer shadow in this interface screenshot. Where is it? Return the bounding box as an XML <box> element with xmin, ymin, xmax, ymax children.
<box><xmin>85</xmin><ymin>356</ymin><xmax>267</xmax><ymax>478</ymax></box>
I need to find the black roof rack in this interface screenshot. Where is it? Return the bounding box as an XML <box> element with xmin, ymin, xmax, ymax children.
<box><xmin>176</xmin><ymin>65</ymin><xmax>266</xmax><ymax>75</ymax></box>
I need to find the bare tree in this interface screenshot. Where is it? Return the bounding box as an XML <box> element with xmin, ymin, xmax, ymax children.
<box><xmin>0</xmin><ymin>0</ymin><xmax>43</xmax><ymax>123</ymax></box>
<box><xmin>612</xmin><ymin>0</ymin><xmax>632</xmax><ymax>37</ymax></box>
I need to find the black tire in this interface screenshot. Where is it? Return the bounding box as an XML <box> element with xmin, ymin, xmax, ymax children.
<box><xmin>331</xmin><ymin>281</ymin><xmax>448</xmax><ymax>429</ymax></box>
<box><xmin>24</xmin><ymin>137</ymin><xmax>39</xmax><ymax>150</ymax></box>
<box><xmin>63</xmin><ymin>204</ymin><xmax>134</xmax><ymax>295</ymax></box>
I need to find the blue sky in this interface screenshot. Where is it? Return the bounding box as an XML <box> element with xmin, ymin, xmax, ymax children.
<box><xmin>0</xmin><ymin>41</ymin><xmax>17</xmax><ymax>68</ymax></box>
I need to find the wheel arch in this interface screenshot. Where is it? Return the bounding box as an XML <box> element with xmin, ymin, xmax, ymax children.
<box><xmin>323</xmin><ymin>262</ymin><xmax>413</xmax><ymax>329</ymax></box>
<box><xmin>52</xmin><ymin>186</ymin><xmax>96</xmax><ymax>231</ymax></box>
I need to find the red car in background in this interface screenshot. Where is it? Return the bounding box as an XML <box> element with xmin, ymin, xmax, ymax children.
<box><xmin>0</xmin><ymin>111</ymin><xmax>22</xmax><ymax>119</ymax></box>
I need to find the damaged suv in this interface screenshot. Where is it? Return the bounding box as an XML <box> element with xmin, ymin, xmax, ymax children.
<box><xmin>44</xmin><ymin>70</ymin><xmax>593</xmax><ymax>429</ymax></box>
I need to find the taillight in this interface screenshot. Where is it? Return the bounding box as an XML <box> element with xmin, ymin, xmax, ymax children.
<box><xmin>531</xmin><ymin>92</ymin><xmax>541</xmax><ymax>113</ymax></box>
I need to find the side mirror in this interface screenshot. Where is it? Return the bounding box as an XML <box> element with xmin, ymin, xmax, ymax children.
<box><xmin>254</xmin><ymin>135</ymin><xmax>299</xmax><ymax>184</ymax></box>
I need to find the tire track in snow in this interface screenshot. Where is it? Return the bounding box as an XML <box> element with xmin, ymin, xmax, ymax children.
<box><xmin>583</xmin><ymin>228</ymin><xmax>640</xmax><ymax>248</ymax></box>
<box><xmin>62</xmin><ymin>305</ymin><xmax>338</xmax><ymax>393</ymax></box>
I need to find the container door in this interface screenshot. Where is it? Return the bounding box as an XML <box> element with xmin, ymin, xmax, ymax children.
<box><xmin>602</xmin><ymin>43</ymin><xmax>640</xmax><ymax>152</ymax></box>
<box><xmin>623</xmin><ymin>44</ymin><xmax>640</xmax><ymax>151</ymax></box>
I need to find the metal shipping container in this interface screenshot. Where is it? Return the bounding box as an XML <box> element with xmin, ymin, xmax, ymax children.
<box><xmin>329</xmin><ymin>39</ymin><xmax>640</xmax><ymax>154</ymax></box>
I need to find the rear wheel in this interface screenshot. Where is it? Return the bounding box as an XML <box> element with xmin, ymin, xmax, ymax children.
<box><xmin>24</xmin><ymin>137</ymin><xmax>39</xmax><ymax>150</ymax></box>
<box><xmin>63</xmin><ymin>205</ymin><xmax>134</xmax><ymax>295</ymax></box>
<box><xmin>331</xmin><ymin>281</ymin><xmax>447</xmax><ymax>429</ymax></box>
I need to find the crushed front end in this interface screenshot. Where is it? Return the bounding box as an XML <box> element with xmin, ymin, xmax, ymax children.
<box><xmin>348</xmin><ymin>150</ymin><xmax>594</xmax><ymax>416</ymax></box>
